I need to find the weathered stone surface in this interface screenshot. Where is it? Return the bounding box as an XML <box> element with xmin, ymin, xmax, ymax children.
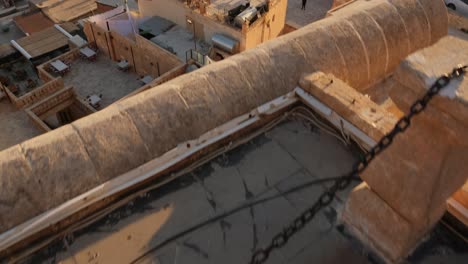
<box><xmin>72</xmin><ymin>107</ymin><xmax>151</xmax><ymax>181</ymax></box>
<box><xmin>294</xmin><ymin>23</ymin><xmax>350</xmax><ymax>83</ymax></box>
<box><xmin>116</xmin><ymin>86</ymin><xmax>197</xmax><ymax>159</ymax></box>
<box><xmin>389</xmin><ymin>80</ymin><xmax>468</xmax><ymax>145</ymax></box>
<box><xmin>345</xmin><ymin>11</ymin><xmax>388</xmax><ymax>85</ymax></box>
<box><xmin>342</xmin><ymin>183</ymin><xmax>414</xmax><ymax>263</ymax></box>
<box><xmin>258</xmin><ymin>36</ymin><xmax>311</xmax><ymax>93</ymax></box>
<box><xmin>362</xmin><ymin>116</ymin><xmax>458</xmax><ymax>225</ymax></box>
<box><xmin>0</xmin><ymin>146</ymin><xmax>38</xmax><ymax>232</ymax></box>
<box><xmin>300</xmin><ymin>72</ymin><xmax>397</xmax><ymax>141</ymax></box>
<box><xmin>20</xmin><ymin>126</ymin><xmax>101</xmax><ymax>210</ymax></box>
<box><xmin>389</xmin><ymin>0</ymin><xmax>431</xmax><ymax>50</ymax></box>
<box><xmin>417</xmin><ymin>0</ymin><xmax>449</xmax><ymax>43</ymax></box>
<box><xmin>394</xmin><ymin>35</ymin><xmax>468</xmax><ymax>125</ymax></box>
<box><xmin>428</xmin><ymin>145</ymin><xmax>468</xmax><ymax>223</ymax></box>
<box><xmin>363</xmin><ymin>1</ymin><xmax>411</xmax><ymax>74</ymax></box>
<box><xmin>325</xmin><ymin>19</ymin><xmax>370</xmax><ymax>89</ymax></box>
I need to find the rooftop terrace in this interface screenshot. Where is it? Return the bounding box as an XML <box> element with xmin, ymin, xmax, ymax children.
<box><xmin>61</xmin><ymin>54</ymin><xmax>144</xmax><ymax>108</ymax></box>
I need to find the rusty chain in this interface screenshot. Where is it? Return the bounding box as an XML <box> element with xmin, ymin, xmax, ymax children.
<box><xmin>249</xmin><ymin>65</ymin><xmax>468</xmax><ymax>264</ymax></box>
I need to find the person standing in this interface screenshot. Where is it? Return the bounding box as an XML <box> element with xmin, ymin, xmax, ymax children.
<box><xmin>301</xmin><ymin>0</ymin><xmax>307</xmax><ymax>10</ymax></box>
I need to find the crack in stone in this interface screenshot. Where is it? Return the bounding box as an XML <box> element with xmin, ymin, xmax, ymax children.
<box><xmin>219</xmin><ymin>220</ymin><xmax>232</xmax><ymax>248</ymax></box>
<box><xmin>249</xmin><ymin>207</ymin><xmax>258</xmax><ymax>252</ymax></box>
<box><xmin>191</xmin><ymin>172</ymin><xmax>217</xmax><ymax>211</ymax></box>
<box><xmin>182</xmin><ymin>241</ymin><xmax>209</xmax><ymax>259</ymax></box>
<box><xmin>241</xmin><ymin>178</ymin><xmax>254</xmax><ymax>200</ymax></box>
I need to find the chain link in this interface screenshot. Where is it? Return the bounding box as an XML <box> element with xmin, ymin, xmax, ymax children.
<box><xmin>249</xmin><ymin>65</ymin><xmax>467</xmax><ymax>264</ymax></box>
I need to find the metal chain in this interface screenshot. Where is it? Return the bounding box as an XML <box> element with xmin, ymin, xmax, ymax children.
<box><xmin>249</xmin><ymin>65</ymin><xmax>468</xmax><ymax>264</ymax></box>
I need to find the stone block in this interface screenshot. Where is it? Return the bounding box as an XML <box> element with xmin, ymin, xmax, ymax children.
<box><xmin>72</xmin><ymin>107</ymin><xmax>151</xmax><ymax>181</ymax></box>
<box><xmin>362</xmin><ymin>116</ymin><xmax>455</xmax><ymax>225</ymax></box>
<box><xmin>300</xmin><ymin>72</ymin><xmax>397</xmax><ymax>141</ymax></box>
<box><xmin>389</xmin><ymin>80</ymin><xmax>468</xmax><ymax>146</ymax></box>
<box><xmin>342</xmin><ymin>183</ymin><xmax>415</xmax><ymax>263</ymax></box>
<box><xmin>428</xmin><ymin>145</ymin><xmax>468</xmax><ymax>224</ymax></box>
<box><xmin>393</xmin><ymin>35</ymin><xmax>468</xmax><ymax>126</ymax></box>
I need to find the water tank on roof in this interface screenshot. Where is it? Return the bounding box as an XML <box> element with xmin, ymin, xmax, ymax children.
<box><xmin>211</xmin><ymin>34</ymin><xmax>239</xmax><ymax>54</ymax></box>
<box><xmin>234</xmin><ymin>7</ymin><xmax>258</xmax><ymax>27</ymax></box>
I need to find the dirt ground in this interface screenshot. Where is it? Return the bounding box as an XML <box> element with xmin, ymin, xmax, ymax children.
<box><xmin>62</xmin><ymin>54</ymin><xmax>143</xmax><ymax>108</ymax></box>
<box><xmin>0</xmin><ymin>99</ymin><xmax>41</xmax><ymax>151</ymax></box>
<box><xmin>286</xmin><ymin>0</ymin><xmax>334</xmax><ymax>27</ymax></box>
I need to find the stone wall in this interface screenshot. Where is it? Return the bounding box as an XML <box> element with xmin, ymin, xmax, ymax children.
<box><xmin>82</xmin><ymin>22</ymin><xmax>184</xmax><ymax>77</ymax></box>
<box><xmin>134</xmin><ymin>34</ymin><xmax>183</xmax><ymax>77</ymax></box>
<box><xmin>4</xmin><ymin>78</ymin><xmax>65</xmax><ymax>109</ymax></box>
<box><xmin>27</xmin><ymin>86</ymin><xmax>75</xmax><ymax>118</ymax></box>
<box><xmin>0</xmin><ymin>0</ymin><xmax>448</xmax><ymax>235</ymax></box>
<box><xmin>119</xmin><ymin>63</ymin><xmax>189</xmax><ymax>101</ymax></box>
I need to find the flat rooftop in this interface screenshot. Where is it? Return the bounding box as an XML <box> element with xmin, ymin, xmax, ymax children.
<box><xmin>150</xmin><ymin>25</ymin><xmax>211</xmax><ymax>61</ymax></box>
<box><xmin>206</xmin><ymin>0</ymin><xmax>266</xmax><ymax>13</ymax></box>
<box><xmin>25</xmin><ymin>116</ymin><xmax>467</xmax><ymax>263</ymax></box>
<box><xmin>27</xmin><ymin>117</ymin><xmax>362</xmax><ymax>263</ymax></box>
<box><xmin>62</xmin><ymin>54</ymin><xmax>144</xmax><ymax>108</ymax></box>
<box><xmin>0</xmin><ymin>100</ymin><xmax>41</xmax><ymax>151</ymax></box>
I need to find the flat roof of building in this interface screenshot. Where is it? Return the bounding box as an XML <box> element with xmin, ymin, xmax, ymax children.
<box><xmin>26</xmin><ymin>117</ymin><xmax>468</xmax><ymax>263</ymax></box>
<box><xmin>27</xmin><ymin>118</ymin><xmax>367</xmax><ymax>263</ymax></box>
<box><xmin>42</xmin><ymin>0</ymin><xmax>98</xmax><ymax>23</ymax></box>
<box><xmin>13</xmin><ymin>11</ymin><xmax>54</xmax><ymax>35</ymax></box>
<box><xmin>13</xmin><ymin>24</ymin><xmax>77</xmax><ymax>59</ymax></box>
<box><xmin>149</xmin><ymin>25</ymin><xmax>211</xmax><ymax>61</ymax></box>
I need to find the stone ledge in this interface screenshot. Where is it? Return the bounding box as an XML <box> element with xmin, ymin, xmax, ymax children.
<box><xmin>299</xmin><ymin>72</ymin><xmax>397</xmax><ymax>141</ymax></box>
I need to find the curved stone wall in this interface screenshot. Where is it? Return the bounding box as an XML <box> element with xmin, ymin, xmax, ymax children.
<box><xmin>0</xmin><ymin>0</ymin><xmax>448</xmax><ymax>233</ymax></box>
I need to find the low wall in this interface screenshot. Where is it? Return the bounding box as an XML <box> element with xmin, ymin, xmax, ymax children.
<box><xmin>25</xmin><ymin>109</ymin><xmax>52</xmax><ymax>132</ymax></box>
<box><xmin>118</xmin><ymin>63</ymin><xmax>189</xmax><ymax>102</ymax></box>
<box><xmin>83</xmin><ymin>21</ymin><xmax>184</xmax><ymax>77</ymax></box>
<box><xmin>28</xmin><ymin>86</ymin><xmax>75</xmax><ymax>118</ymax></box>
<box><xmin>70</xmin><ymin>96</ymin><xmax>97</xmax><ymax>120</ymax></box>
<box><xmin>134</xmin><ymin>34</ymin><xmax>183</xmax><ymax>77</ymax></box>
<box><xmin>4</xmin><ymin>78</ymin><xmax>65</xmax><ymax>109</ymax></box>
<box><xmin>38</xmin><ymin>48</ymin><xmax>82</xmax><ymax>82</ymax></box>
<box><xmin>37</xmin><ymin>66</ymin><xmax>54</xmax><ymax>83</ymax></box>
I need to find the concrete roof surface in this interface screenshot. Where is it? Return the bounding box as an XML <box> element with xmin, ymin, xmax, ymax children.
<box><xmin>26</xmin><ymin>120</ymin><xmax>468</xmax><ymax>264</ymax></box>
